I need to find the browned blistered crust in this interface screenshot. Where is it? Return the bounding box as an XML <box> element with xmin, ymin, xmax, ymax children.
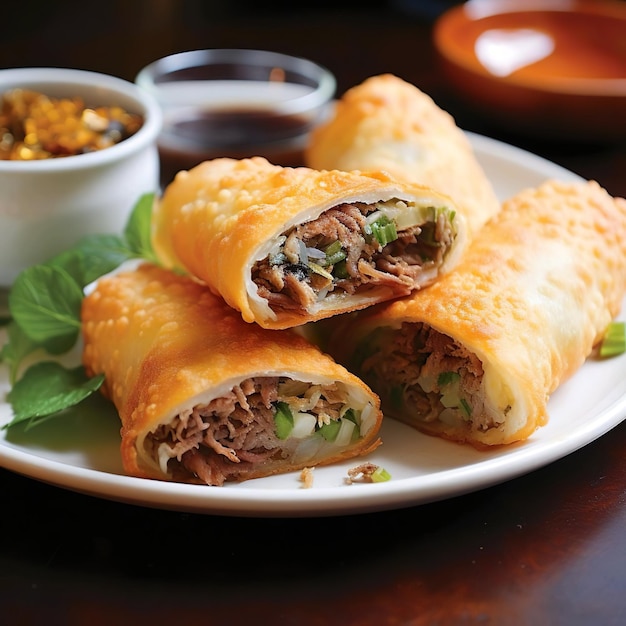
<box><xmin>305</xmin><ymin>73</ymin><xmax>501</xmax><ymax>238</ymax></box>
<box><xmin>81</xmin><ymin>263</ymin><xmax>382</xmax><ymax>484</ymax></box>
<box><xmin>330</xmin><ymin>180</ymin><xmax>626</xmax><ymax>447</ymax></box>
<box><xmin>152</xmin><ymin>155</ymin><xmax>465</xmax><ymax>329</ymax></box>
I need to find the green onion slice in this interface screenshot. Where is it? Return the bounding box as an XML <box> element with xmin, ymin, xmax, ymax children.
<box><xmin>323</xmin><ymin>241</ymin><xmax>347</xmax><ymax>266</ymax></box>
<box><xmin>600</xmin><ymin>321</ymin><xmax>626</xmax><ymax>358</ymax></box>
<box><xmin>438</xmin><ymin>371</ymin><xmax>460</xmax><ymax>386</ymax></box>
<box><xmin>333</xmin><ymin>259</ymin><xmax>349</xmax><ymax>279</ymax></box>
<box><xmin>342</xmin><ymin>408</ymin><xmax>359</xmax><ymax>424</ymax></box>
<box><xmin>365</xmin><ymin>215</ymin><xmax>398</xmax><ymax>247</ymax></box>
<box><xmin>274</xmin><ymin>401</ymin><xmax>294</xmax><ymax>439</ymax></box>
<box><xmin>308</xmin><ymin>261</ymin><xmax>334</xmax><ymax>281</ymax></box>
<box><xmin>459</xmin><ymin>398</ymin><xmax>472</xmax><ymax>419</ymax></box>
<box><xmin>318</xmin><ymin>419</ymin><xmax>341</xmax><ymax>441</ymax></box>
<box><xmin>371</xmin><ymin>466</ymin><xmax>392</xmax><ymax>483</ymax></box>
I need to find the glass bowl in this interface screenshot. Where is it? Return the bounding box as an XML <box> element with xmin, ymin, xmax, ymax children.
<box><xmin>135</xmin><ymin>48</ymin><xmax>336</xmax><ymax>186</ymax></box>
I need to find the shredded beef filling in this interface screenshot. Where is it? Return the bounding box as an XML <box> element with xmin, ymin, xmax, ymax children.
<box><xmin>362</xmin><ymin>323</ymin><xmax>501</xmax><ymax>432</ymax></box>
<box><xmin>252</xmin><ymin>202</ymin><xmax>454</xmax><ymax>313</ymax></box>
<box><xmin>147</xmin><ymin>377</ymin><xmax>350</xmax><ymax>486</ymax></box>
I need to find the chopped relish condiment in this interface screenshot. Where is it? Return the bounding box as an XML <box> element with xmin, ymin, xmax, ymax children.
<box><xmin>0</xmin><ymin>88</ymin><xmax>143</xmax><ymax>160</ymax></box>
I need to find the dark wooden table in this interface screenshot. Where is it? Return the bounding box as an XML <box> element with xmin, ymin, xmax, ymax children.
<box><xmin>2</xmin><ymin>2</ymin><xmax>626</xmax><ymax>624</ymax></box>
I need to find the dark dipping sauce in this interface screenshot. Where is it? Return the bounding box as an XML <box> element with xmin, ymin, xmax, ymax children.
<box><xmin>158</xmin><ymin>108</ymin><xmax>313</xmax><ymax>187</ymax></box>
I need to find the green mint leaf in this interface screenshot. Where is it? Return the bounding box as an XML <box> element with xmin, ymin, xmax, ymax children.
<box><xmin>48</xmin><ymin>235</ymin><xmax>130</xmax><ymax>288</ymax></box>
<box><xmin>4</xmin><ymin>362</ymin><xmax>105</xmax><ymax>430</ymax></box>
<box><xmin>8</xmin><ymin>264</ymin><xmax>83</xmax><ymax>352</ymax></box>
<box><xmin>0</xmin><ymin>320</ymin><xmax>39</xmax><ymax>384</ymax></box>
<box><xmin>46</xmin><ymin>247</ymin><xmax>89</xmax><ymax>286</ymax></box>
<box><xmin>124</xmin><ymin>193</ymin><xmax>158</xmax><ymax>262</ymax></box>
<box><xmin>1</xmin><ymin>192</ymin><xmax>158</xmax><ymax>431</ymax></box>
<box><xmin>70</xmin><ymin>234</ymin><xmax>133</xmax><ymax>285</ymax></box>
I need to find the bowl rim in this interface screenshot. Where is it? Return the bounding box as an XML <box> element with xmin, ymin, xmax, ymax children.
<box><xmin>134</xmin><ymin>48</ymin><xmax>337</xmax><ymax>115</ymax></box>
<box><xmin>434</xmin><ymin>0</ymin><xmax>626</xmax><ymax>97</ymax></box>
<box><xmin>0</xmin><ymin>67</ymin><xmax>163</xmax><ymax>172</ymax></box>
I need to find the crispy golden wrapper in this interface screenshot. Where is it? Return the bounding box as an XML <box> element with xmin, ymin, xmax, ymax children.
<box><xmin>327</xmin><ymin>180</ymin><xmax>626</xmax><ymax>447</ymax></box>
<box><xmin>305</xmin><ymin>74</ymin><xmax>501</xmax><ymax>238</ymax></box>
<box><xmin>152</xmin><ymin>156</ymin><xmax>467</xmax><ymax>329</ymax></box>
<box><xmin>81</xmin><ymin>263</ymin><xmax>382</xmax><ymax>485</ymax></box>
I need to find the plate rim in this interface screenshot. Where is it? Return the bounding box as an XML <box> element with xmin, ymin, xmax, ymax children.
<box><xmin>1</xmin><ymin>132</ymin><xmax>624</xmax><ymax>517</ymax></box>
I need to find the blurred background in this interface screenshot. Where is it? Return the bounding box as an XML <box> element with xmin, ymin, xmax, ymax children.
<box><xmin>1</xmin><ymin>1</ymin><xmax>457</xmax><ymax>90</ymax></box>
<box><xmin>2</xmin><ymin>0</ymin><xmax>625</xmax><ymax>196</ymax></box>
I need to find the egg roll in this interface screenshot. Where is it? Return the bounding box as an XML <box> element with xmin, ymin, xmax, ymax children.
<box><xmin>152</xmin><ymin>156</ymin><xmax>466</xmax><ymax>329</ymax></box>
<box><xmin>328</xmin><ymin>180</ymin><xmax>626</xmax><ymax>447</ymax></box>
<box><xmin>305</xmin><ymin>74</ymin><xmax>500</xmax><ymax>238</ymax></box>
<box><xmin>81</xmin><ymin>263</ymin><xmax>382</xmax><ymax>485</ymax></box>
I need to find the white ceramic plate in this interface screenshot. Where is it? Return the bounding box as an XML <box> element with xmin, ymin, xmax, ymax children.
<box><xmin>1</xmin><ymin>133</ymin><xmax>625</xmax><ymax>517</ymax></box>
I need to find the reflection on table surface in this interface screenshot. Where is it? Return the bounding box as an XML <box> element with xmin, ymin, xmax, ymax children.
<box><xmin>4</xmin><ymin>420</ymin><xmax>626</xmax><ymax>623</ymax></box>
<box><xmin>2</xmin><ymin>1</ymin><xmax>626</xmax><ymax>623</ymax></box>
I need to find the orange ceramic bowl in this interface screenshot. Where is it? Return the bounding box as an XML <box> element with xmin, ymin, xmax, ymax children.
<box><xmin>434</xmin><ymin>0</ymin><xmax>626</xmax><ymax>142</ymax></box>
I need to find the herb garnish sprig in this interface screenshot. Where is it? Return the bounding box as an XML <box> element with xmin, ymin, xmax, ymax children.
<box><xmin>1</xmin><ymin>193</ymin><xmax>157</xmax><ymax>429</ymax></box>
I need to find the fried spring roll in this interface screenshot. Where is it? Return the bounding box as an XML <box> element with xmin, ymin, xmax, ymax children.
<box><xmin>327</xmin><ymin>180</ymin><xmax>626</xmax><ymax>447</ymax></box>
<box><xmin>81</xmin><ymin>263</ymin><xmax>382</xmax><ymax>485</ymax></box>
<box><xmin>305</xmin><ymin>74</ymin><xmax>501</xmax><ymax>238</ymax></box>
<box><xmin>152</xmin><ymin>156</ymin><xmax>467</xmax><ymax>329</ymax></box>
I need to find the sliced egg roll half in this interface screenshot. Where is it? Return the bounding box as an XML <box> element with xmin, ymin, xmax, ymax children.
<box><xmin>81</xmin><ymin>263</ymin><xmax>382</xmax><ymax>486</ymax></box>
<box><xmin>328</xmin><ymin>180</ymin><xmax>626</xmax><ymax>447</ymax></box>
<box><xmin>305</xmin><ymin>74</ymin><xmax>500</xmax><ymax>238</ymax></box>
<box><xmin>152</xmin><ymin>156</ymin><xmax>467</xmax><ymax>329</ymax></box>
